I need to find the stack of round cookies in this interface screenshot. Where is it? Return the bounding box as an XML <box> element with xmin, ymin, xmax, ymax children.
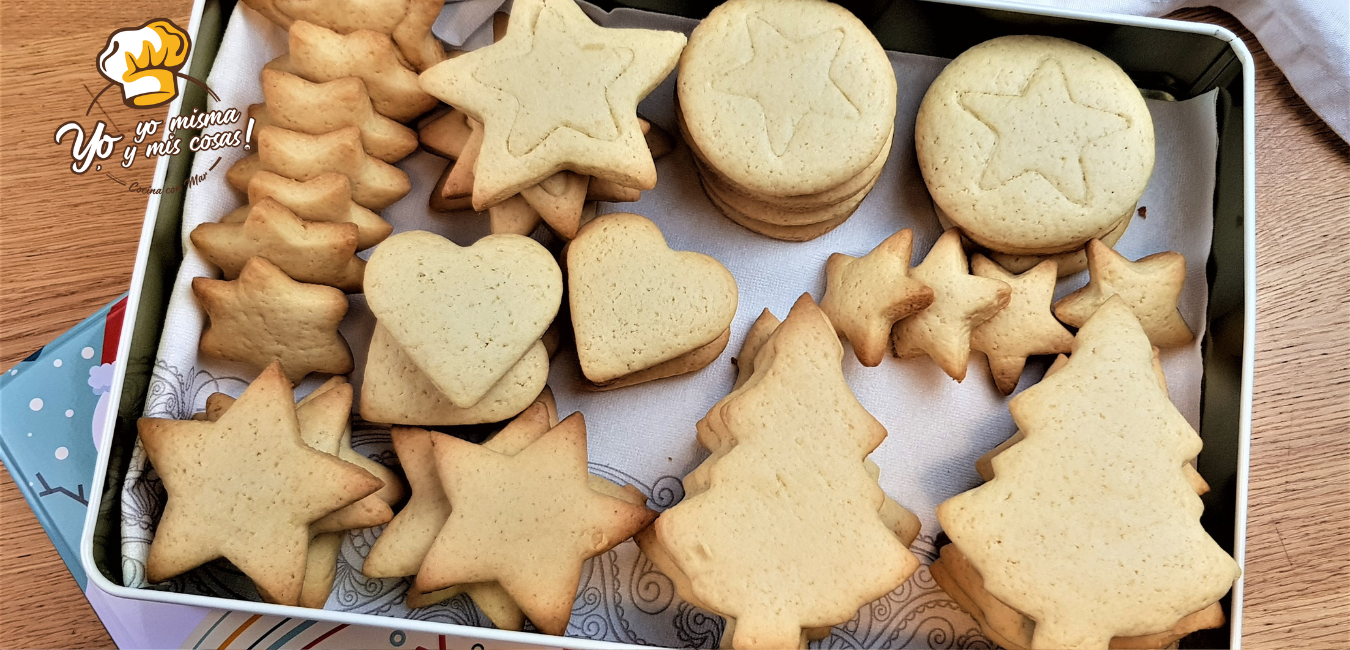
<box><xmin>677</xmin><ymin>0</ymin><xmax>896</xmax><ymax>242</ymax></box>
<box><xmin>916</xmin><ymin>35</ymin><xmax>1154</xmax><ymax>275</ymax></box>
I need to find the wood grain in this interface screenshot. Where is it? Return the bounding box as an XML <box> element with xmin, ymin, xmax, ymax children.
<box><xmin>1</xmin><ymin>4</ymin><xmax>1346</xmax><ymax>650</ymax></box>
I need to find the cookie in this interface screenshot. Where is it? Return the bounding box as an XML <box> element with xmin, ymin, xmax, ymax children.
<box><xmin>1053</xmin><ymin>239</ymin><xmax>1194</xmax><ymax>347</ymax></box>
<box><xmin>192</xmin><ymin>256</ymin><xmax>353</xmax><ymax>384</ymax></box>
<box><xmin>677</xmin><ymin>102</ymin><xmax>892</xmax><ymax>213</ymax></box>
<box><xmin>222</xmin><ymin>171</ymin><xmax>392</xmax><ymax>250</ymax></box>
<box><xmin>360</xmin><ymin>324</ymin><xmax>549</xmax><ymax>426</ymax></box>
<box><xmin>418</xmin><ymin>107</ymin><xmax>473</xmax><ymax>159</ymax></box>
<box><xmin>820</xmin><ymin>229</ymin><xmax>935</xmax><ymax>367</ymax></box>
<box><xmin>915</xmin><ymin>35</ymin><xmax>1154</xmax><ymax>255</ymax></box>
<box><xmin>652</xmin><ymin>295</ymin><xmax>919</xmax><ymax>649</ymax></box>
<box><xmin>427</xmin><ymin>116</ymin><xmax>482</xmax><ymax>213</ymax></box>
<box><xmin>731</xmin><ymin>308</ymin><xmax>780</xmax><ymax>390</ymax></box>
<box><xmin>138</xmin><ymin>362</ymin><xmax>382</xmax><ymax>606</ymax></box>
<box><xmin>418</xmin><ymin>0</ymin><xmax>686</xmax><ymax>208</ymax></box>
<box><xmin>937</xmin><ymin>297</ymin><xmax>1239</xmax><ymax>649</ymax></box>
<box><xmin>933</xmin><ymin>205</ymin><xmax>1133</xmax><ymax>277</ymax></box>
<box><xmin>969</xmin><ymin>256</ymin><xmax>1074</xmax><ymax>394</ymax></box>
<box><xmin>519</xmin><ymin>171</ymin><xmax>588</xmax><ymax>238</ymax></box>
<box><xmin>255</xmin><ymin>69</ymin><xmax>418</xmax><ymax>163</ymax></box>
<box><xmin>588</xmin><ymin>328</ymin><xmax>731</xmax><ymax>391</ymax></box>
<box><xmin>987</xmin><ymin>209</ymin><xmax>1133</xmax><ymax>276</ymax></box>
<box><xmin>566</xmin><ymin>213</ymin><xmax>738</xmax><ymax>384</ymax></box>
<box><xmin>203</xmin><ymin>379</ymin><xmax>395</xmax><ymax>607</ymax></box>
<box><xmin>190</xmin><ymin>199</ymin><xmax>366</xmax><ymax>292</ymax></box>
<box><xmin>487</xmin><ymin>194</ymin><xmax>543</xmax><ymax>236</ymax></box>
<box><xmin>365</xmin><ymin>231</ymin><xmax>563</xmax><ymax>408</ymax></box>
<box><xmin>942</xmin><ymin>544</ymin><xmax>1227</xmax><ymax>650</ymax></box>
<box><xmin>700</xmin><ymin>178</ymin><xmax>855</xmax><ymax>242</ymax></box>
<box><xmin>239</xmin><ymin>126</ymin><xmax>411</xmax><ymax>209</ymax></box>
<box><xmin>363</xmin><ymin>402</ymin><xmax>550</xmax><ymax>579</ymax></box>
<box><xmin>298</xmin><ymin>376</ymin><xmax>407</xmax><ymax>507</ymax></box>
<box><xmin>282</xmin><ymin>21</ymin><xmax>436</xmax><ymax>121</ymax></box>
<box><xmin>415</xmin><ymin>411</ymin><xmax>657</xmax><ymax>635</ymax></box>
<box><xmin>678</xmin><ymin>0</ymin><xmax>896</xmax><ymax>198</ymax></box>
<box><xmin>974</xmin><ymin>352</ymin><xmax>1212</xmax><ymax>498</ymax></box>
<box><xmin>586</xmin><ymin>176</ymin><xmax>642</xmax><ymax>203</ymax></box>
<box><xmin>258</xmin><ymin>0</ymin><xmax>444</xmax><ymax>71</ymax></box>
<box><xmin>891</xmin><ymin>229</ymin><xmax>1011</xmax><ymax>381</ymax></box>
<box><xmin>694</xmin><ymin>150</ymin><xmax>883</xmax><ymax>227</ymax></box>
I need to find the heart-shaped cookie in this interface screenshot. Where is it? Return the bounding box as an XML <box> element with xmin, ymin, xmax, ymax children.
<box><xmin>366</xmin><ymin>231</ymin><xmax>563</xmax><ymax>408</ymax></box>
<box><xmin>567</xmin><ymin>213</ymin><xmax>738</xmax><ymax>384</ymax></box>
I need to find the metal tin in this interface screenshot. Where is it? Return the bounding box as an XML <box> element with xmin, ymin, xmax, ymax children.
<box><xmin>80</xmin><ymin>1</ymin><xmax>1257</xmax><ymax>647</ymax></box>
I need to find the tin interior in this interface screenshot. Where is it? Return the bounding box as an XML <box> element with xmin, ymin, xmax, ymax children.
<box><xmin>89</xmin><ymin>1</ymin><xmax>1250</xmax><ymax>647</ymax></box>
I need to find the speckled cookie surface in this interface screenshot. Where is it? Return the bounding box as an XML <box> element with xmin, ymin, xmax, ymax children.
<box><xmin>678</xmin><ymin>0</ymin><xmax>896</xmax><ymax>198</ymax></box>
<box><xmin>938</xmin><ymin>298</ymin><xmax>1239</xmax><ymax>649</ymax></box>
<box><xmin>916</xmin><ymin>35</ymin><xmax>1154</xmax><ymax>254</ymax></box>
<box><xmin>365</xmin><ymin>230</ymin><xmax>562</xmax><ymax>408</ymax></box>
<box><xmin>567</xmin><ymin>213</ymin><xmax>738</xmax><ymax>384</ymax></box>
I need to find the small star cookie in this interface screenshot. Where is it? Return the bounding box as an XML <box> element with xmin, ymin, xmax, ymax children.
<box><xmin>139</xmin><ymin>362</ymin><xmax>382</xmax><ymax>606</ymax></box>
<box><xmin>820</xmin><ymin>229</ymin><xmax>935</xmax><ymax>367</ymax></box>
<box><xmin>969</xmin><ymin>256</ymin><xmax>1074</xmax><ymax>394</ymax></box>
<box><xmin>190</xmin><ymin>199</ymin><xmax>366</xmax><ymax>292</ymax></box>
<box><xmin>193</xmin><ymin>257</ymin><xmax>353</xmax><ymax>384</ymax></box>
<box><xmin>1054</xmin><ymin>239</ymin><xmax>1194</xmax><ymax>347</ymax></box>
<box><xmin>892</xmin><ymin>230</ymin><xmax>1011</xmax><ymax>381</ymax></box>
<box><xmin>418</xmin><ymin>0</ymin><xmax>686</xmax><ymax>208</ymax></box>
<box><xmin>286</xmin><ymin>21</ymin><xmax>437</xmax><ymax>121</ymax></box>
<box><xmin>415</xmin><ymin>412</ymin><xmax>656</xmax><ymax>634</ymax></box>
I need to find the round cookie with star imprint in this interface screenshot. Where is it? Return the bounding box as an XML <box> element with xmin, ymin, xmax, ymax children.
<box><xmin>916</xmin><ymin>35</ymin><xmax>1154</xmax><ymax>255</ymax></box>
<box><xmin>678</xmin><ymin>0</ymin><xmax>897</xmax><ymax>198</ymax></box>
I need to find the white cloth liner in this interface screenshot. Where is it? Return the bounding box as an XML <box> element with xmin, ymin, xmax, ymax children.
<box><xmin>120</xmin><ymin>2</ymin><xmax>1220</xmax><ymax>647</ymax></box>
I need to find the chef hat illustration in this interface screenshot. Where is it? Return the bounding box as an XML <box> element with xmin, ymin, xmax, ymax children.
<box><xmin>97</xmin><ymin>19</ymin><xmax>191</xmax><ymax>108</ymax></box>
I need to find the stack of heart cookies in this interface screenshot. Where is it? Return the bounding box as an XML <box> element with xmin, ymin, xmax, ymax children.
<box><xmin>915</xmin><ymin>35</ymin><xmax>1154</xmax><ymax>275</ymax></box>
<box><xmin>677</xmin><ymin>0</ymin><xmax>896</xmax><ymax>242</ymax></box>
<box><xmin>360</xmin><ymin>230</ymin><xmax>564</xmax><ymax>426</ymax></box>
<box><xmin>416</xmin><ymin>0</ymin><xmax>685</xmax><ymax>240</ymax></box>
<box><xmin>566</xmin><ymin>213</ymin><xmax>739</xmax><ymax>389</ymax></box>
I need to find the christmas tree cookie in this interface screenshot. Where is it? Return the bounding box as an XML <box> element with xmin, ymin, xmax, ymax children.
<box><xmin>938</xmin><ymin>297</ymin><xmax>1239</xmax><ymax>649</ymax></box>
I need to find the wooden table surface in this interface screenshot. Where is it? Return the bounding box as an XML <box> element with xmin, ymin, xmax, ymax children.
<box><xmin>2</xmin><ymin>3</ymin><xmax>1346</xmax><ymax>649</ymax></box>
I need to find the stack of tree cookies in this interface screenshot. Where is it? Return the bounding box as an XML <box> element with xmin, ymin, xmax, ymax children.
<box><xmin>417</xmin><ymin>12</ymin><xmax>675</xmax><ymax>241</ymax></box>
<box><xmin>636</xmin><ymin>295</ymin><xmax>923</xmax><ymax>649</ymax></box>
<box><xmin>676</xmin><ymin>0</ymin><xmax>896</xmax><ymax>242</ymax></box>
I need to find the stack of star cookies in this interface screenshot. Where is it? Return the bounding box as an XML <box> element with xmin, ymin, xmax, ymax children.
<box><xmin>418</xmin><ymin>104</ymin><xmax>674</xmax><ymax>239</ymax></box>
<box><xmin>677</xmin><ymin>0</ymin><xmax>896</xmax><ymax>242</ymax></box>
<box><xmin>416</xmin><ymin>0</ymin><xmax>685</xmax><ymax>240</ymax></box>
<box><xmin>192</xmin><ymin>0</ymin><xmax>457</xmax><ymax>383</ymax></box>
<box><xmin>637</xmin><ymin>295</ymin><xmax>922</xmax><ymax>649</ymax></box>
<box><xmin>915</xmin><ymin>35</ymin><xmax>1154</xmax><ymax>275</ymax></box>
<box><xmin>140</xmin><ymin>363</ymin><xmax>396</xmax><ymax>608</ymax></box>
<box><xmin>362</xmin><ymin>399</ymin><xmax>656</xmax><ymax>634</ymax></box>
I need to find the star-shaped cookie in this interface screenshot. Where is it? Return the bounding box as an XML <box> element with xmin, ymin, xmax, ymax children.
<box><xmin>961</xmin><ymin>59</ymin><xmax>1129</xmax><ymax>204</ymax></box>
<box><xmin>193</xmin><ymin>257</ymin><xmax>353</xmax><ymax>385</ymax></box>
<box><xmin>418</xmin><ymin>0</ymin><xmax>686</xmax><ymax>208</ymax></box>
<box><xmin>820</xmin><ymin>229</ymin><xmax>935</xmax><ymax>367</ymax></box>
<box><xmin>892</xmin><ymin>230</ymin><xmax>1011</xmax><ymax>381</ymax></box>
<box><xmin>970</xmin><ymin>256</ymin><xmax>1075</xmax><ymax>394</ymax></box>
<box><xmin>415</xmin><ymin>412</ymin><xmax>656</xmax><ymax>635</ymax></box>
<box><xmin>139</xmin><ymin>362</ymin><xmax>382</xmax><ymax>606</ymax></box>
<box><xmin>1054</xmin><ymin>239</ymin><xmax>1194</xmax><ymax>347</ymax></box>
<box><xmin>714</xmin><ymin>17</ymin><xmax>859</xmax><ymax>156</ymax></box>
<box><xmin>190</xmin><ymin>199</ymin><xmax>366</xmax><ymax>292</ymax></box>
